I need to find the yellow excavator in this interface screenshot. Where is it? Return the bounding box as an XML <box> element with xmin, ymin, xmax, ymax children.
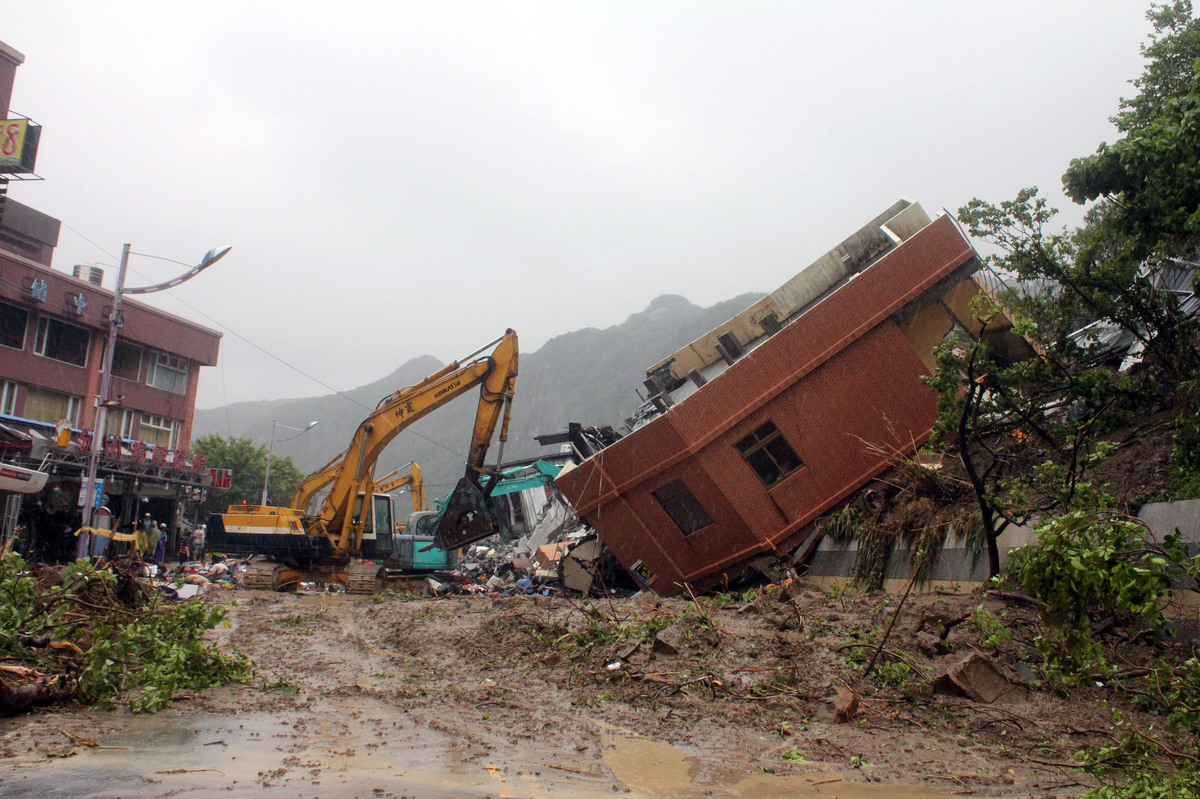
<box><xmin>208</xmin><ymin>330</ymin><xmax>519</xmax><ymax>592</ymax></box>
<box><xmin>374</xmin><ymin>461</ymin><xmax>428</xmax><ymax>516</ymax></box>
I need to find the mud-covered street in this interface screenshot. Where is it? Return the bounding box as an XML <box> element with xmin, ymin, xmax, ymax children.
<box><xmin>0</xmin><ymin>585</ymin><xmax>1128</xmax><ymax>798</ymax></box>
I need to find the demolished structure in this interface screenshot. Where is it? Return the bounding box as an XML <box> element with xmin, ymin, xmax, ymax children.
<box><xmin>556</xmin><ymin>200</ymin><xmax>997</xmax><ymax>596</ymax></box>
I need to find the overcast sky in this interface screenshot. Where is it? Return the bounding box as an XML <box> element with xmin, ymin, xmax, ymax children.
<box><xmin>6</xmin><ymin>1</ymin><xmax>1154</xmax><ymax>415</ymax></box>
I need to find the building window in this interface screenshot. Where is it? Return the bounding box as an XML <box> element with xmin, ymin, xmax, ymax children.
<box><xmin>0</xmin><ymin>381</ymin><xmax>17</xmax><ymax>415</ymax></box>
<box><xmin>736</xmin><ymin>421</ymin><xmax>803</xmax><ymax>488</ymax></box>
<box><xmin>105</xmin><ymin>409</ymin><xmax>136</xmax><ymax>438</ymax></box>
<box><xmin>107</xmin><ymin>340</ymin><xmax>142</xmax><ymax>381</ymax></box>
<box><xmin>0</xmin><ymin>301</ymin><xmax>28</xmax><ymax>350</ymax></box>
<box><xmin>23</xmin><ymin>387</ymin><xmax>82</xmax><ymax>426</ymax></box>
<box><xmin>34</xmin><ymin>317</ymin><xmax>90</xmax><ymax>367</ymax></box>
<box><xmin>139</xmin><ymin>413</ymin><xmax>180</xmax><ymax>449</ymax></box>
<box><xmin>652</xmin><ymin>479</ymin><xmax>713</xmax><ymax>536</ymax></box>
<box><xmin>146</xmin><ymin>351</ymin><xmax>189</xmax><ymax>395</ymax></box>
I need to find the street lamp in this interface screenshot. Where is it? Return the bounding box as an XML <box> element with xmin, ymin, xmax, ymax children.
<box><xmin>77</xmin><ymin>244</ymin><xmax>231</xmax><ymax>557</ymax></box>
<box><xmin>261</xmin><ymin>420</ymin><xmax>318</xmax><ymax>506</ymax></box>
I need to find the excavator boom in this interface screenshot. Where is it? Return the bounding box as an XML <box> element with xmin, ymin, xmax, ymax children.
<box><xmin>313</xmin><ymin>330</ymin><xmax>518</xmax><ymax>554</ymax></box>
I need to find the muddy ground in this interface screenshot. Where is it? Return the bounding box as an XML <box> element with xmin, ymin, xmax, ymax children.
<box><xmin>0</xmin><ymin>581</ymin><xmax>1161</xmax><ymax>798</ymax></box>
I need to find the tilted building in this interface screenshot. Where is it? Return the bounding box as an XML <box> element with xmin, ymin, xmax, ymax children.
<box><xmin>556</xmin><ymin>201</ymin><xmax>996</xmax><ymax>595</ymax></box>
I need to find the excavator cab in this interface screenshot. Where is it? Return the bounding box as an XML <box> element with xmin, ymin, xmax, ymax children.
<box><xmin>434</xmin><ymin>477</ymin><xmax>511</xmax><ymax>550</ymax></box>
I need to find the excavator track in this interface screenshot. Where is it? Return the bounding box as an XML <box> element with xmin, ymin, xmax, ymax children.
<box><xmin>344</xmin><ymin>563</ymin><xmax>385</xmax><ymax>595</ymax></box>
<box><xmin>243</xmin><ymin>561</ymin><xmax>281</xmax><ymax>591</ymax></box>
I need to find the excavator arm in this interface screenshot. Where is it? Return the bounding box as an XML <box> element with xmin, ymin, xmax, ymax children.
<box><xmin>291</xmin><ymin>449</ymin><xmax>347</xmax><ymax>513</ymax></box>
<box><xmin>374</xmin><ymin>461</ymin><xmax>428</xmax><ymax>514</ymax></box>
<box><xmin>311</xmin><ymin>330</ymin><xmax>519</xmax><ymax>555</ymax></box>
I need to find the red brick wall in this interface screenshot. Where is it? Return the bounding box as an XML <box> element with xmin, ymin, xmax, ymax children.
<box><xmin>0</xmin><ymin>254</ymin><xmax>219</xmax><ymax>444</ymax></box>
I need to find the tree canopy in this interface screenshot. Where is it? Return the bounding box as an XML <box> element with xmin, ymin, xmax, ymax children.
<box><xmin>191</xmin><ymin>435</ymin><xmax>305</xmax><ymax>520</ymax></box>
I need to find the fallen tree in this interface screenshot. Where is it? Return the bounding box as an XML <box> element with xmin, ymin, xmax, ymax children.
<box><xmin>0</xmin><ymin>552</ymin><xmax>252</xmax><ymax>715</ymax></box>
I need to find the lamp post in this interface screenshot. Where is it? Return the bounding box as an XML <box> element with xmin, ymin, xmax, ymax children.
<box><xmin>77</xmin><ymin>244</ymin><xmax>231</xmax><ymax>558</ymax></box>
<box><xmin>261</xmin><ymin>420</ymin><xmax>318</xmax><ymax>506</ymax></box>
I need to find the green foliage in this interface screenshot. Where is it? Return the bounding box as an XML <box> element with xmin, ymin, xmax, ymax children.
<box><xmin>80</xmin><ymin>600</ymin><xmax>251</xmax><ymax>713</ymax></box>
<box><xmin>924</xmin><ymin>316</ymin><xmax>1127</xmax><ymax>576</ymax></box>
<box><xmin>871</xmin><ymin>660</ymin><xmax>911</xmax><ymax>688</ymax></box>
<box><xmin>0</xmin><ymin>553</ymin><xmax>252</xmax><ymax>712</ymax></box>
<box><xmin>971</xmin><ymin>605</ymin><xmax>1014</xmax><ymax>651</ymax></box>
<box><xmin>1006</xmin><ymin>510</ymin><xmax>1194</xmax><ymax>680</ymax></box>
<box><xmin>1079</xmin><ymin>722</ymin><xmax>1200</xmax><ymax>799</ymax></box>
<box><xmin>566</xmin><ymin>602</ymin><xmax>675</xmax><ymax>651</ymax></box>
<box><xmin>1111</xmin><ymin>1</ymin><xmax>1200</xmax><ymax>134</ymax></box>
<box><xmin>192</xmin><ymin>435</ymin><xmax>306</xmax><ymax>517</ymax></box>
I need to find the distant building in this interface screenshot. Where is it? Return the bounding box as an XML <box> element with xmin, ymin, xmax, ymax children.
<box><xmin>556</xmin><ymin>202</ymin><xmax>999</xmax><ymax>596</ymax></box>
<box><xmin>0</xmin><ymin>40</ymin><xmax>221</xmax><ymax>560</ymax></box>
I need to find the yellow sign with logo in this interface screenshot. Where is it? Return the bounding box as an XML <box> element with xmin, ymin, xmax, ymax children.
<box><xmin>0</xmin><ymin>120</ymin><xmax>28</xmax><ymax>166</ymax></box>
<box><xmin>0</xmin><ymin>119</ymin><xmax>39</xmax><ymax>173</ymax></box>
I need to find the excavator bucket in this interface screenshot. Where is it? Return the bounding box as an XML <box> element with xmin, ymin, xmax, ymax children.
<box><xmin>434</xmin><ymin>477</ymin><xmax>511</xmax><ymax>550</ymax></box>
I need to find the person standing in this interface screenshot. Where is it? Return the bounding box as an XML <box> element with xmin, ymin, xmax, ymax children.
<box><xmin>135</xmin><ymin>513</ymin><xmax>153</xmax><ymax>560</ymax></box>
<box><xmin>144</xmin><ymin>522</ymin><xmax>162</xmax><ymax>562</ymax></box>
<box><xmin>154</xmin><ymin>523</ymin><xmax>168</xmax><ymax>565</ymax></box>
<box><xmin>191</xmin><ymin>524</ymin><xmax>206</xmax><ymax>564</ymax></box>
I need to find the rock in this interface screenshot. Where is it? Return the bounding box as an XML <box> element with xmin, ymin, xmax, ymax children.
<box><xmin>815</xmin><ymin>684</ymin><xmax>859</xmax><ymax>723</ymax></box>
<box><xmin>653</xmin><ymin>623</ymin><xmax>687</xmax><ymax>656</ymax></box>
<box><xmin>916</xmin><ymin>631</ymin><xmax>947</xmax><ymax>657</ymax></box>
<box><xmin>614</xmin><ymin>640</ymin><xmax>641</xmax><ymax>660</ymax></box>
<box><xmin>932</xmin><ymin>653</ymin><xmax>1025</xmax><ymax>703</ymax></box>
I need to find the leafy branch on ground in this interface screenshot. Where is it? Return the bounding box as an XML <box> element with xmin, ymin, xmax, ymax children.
<box><xmin>0</xmin><ymin>552</ymin><xmax>253</xmax><ymax>715</ymax></box>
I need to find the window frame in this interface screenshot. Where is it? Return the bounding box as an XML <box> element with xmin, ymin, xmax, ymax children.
<box><xmin>735</xmin><ymin>421</ymin><xmax>804</xmax><ymax>488</ymax></box>
<box><xmin>107</xmin><ymin>339</ymin><xmax>143</xmax><ymax>381</ymax></box>
<box><xmin>139</xmin><ymin>413</ymin><xmax>180</xmax><ymax>449</ymax></box>
<box><xmin>33</xmin><ymin>316</ymin><xmax>90</xmax><ymax>367</ymax></box>
<box><xmin>146</xmin><ymin>351</ymin><xmax>189</xmax><ymax>395</ymax></box>
<box><xmin>105</xmin><ymin>408</ymin><xmax>136</xmax><ymax>438</ymax></box>
<box><xmin>0</xmin><ymin>301</ymin><xmax>28</xmax><ymax>351</ymax></box>
<box><xmin>652</xmin><ymin>479</ymin><xmax>713</xmax><ymax>536</ymax></box>
<box><xmin>22</xmin><ymin>386</ymin><xmax>82</xmax><ymax>426</ymax></box>
<box><xmin>0</xmin><ymin>381</ymin><xmax>17</xmax><ymax>415</ymax></box>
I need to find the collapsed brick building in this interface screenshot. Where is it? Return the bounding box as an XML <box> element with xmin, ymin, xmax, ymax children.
<box><xmin>555</xmin><ymin>201</ymin><xmax>996</xmax><ymax>596</ymax></box>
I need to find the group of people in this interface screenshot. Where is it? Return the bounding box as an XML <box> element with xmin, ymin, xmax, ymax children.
<box><xmin>135</xmin><ymin>514</ymin><xmax>169</xmax><ymax>565</ymax></box>
<box><xmin>179</xmin><ymin>523</ymin><xmax>206</xmax><ymax>563</ymax></box>
<box><xmin>133</xmin><ymin>515</ymin><xmax>207</xmax><ymax>565</ymax></box>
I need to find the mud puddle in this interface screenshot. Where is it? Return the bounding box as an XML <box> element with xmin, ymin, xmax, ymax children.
<box><xmin>599</xmin><ymin>723</ymin><xmax>946</xmax><ymax>799</ymax></box>
<box><xmin>0</xmin><ymin>709</ymin><xmax>948</xmax><ymax>799</ymax></box>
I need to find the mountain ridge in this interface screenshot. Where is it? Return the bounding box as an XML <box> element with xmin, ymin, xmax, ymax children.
<box><xmin>192</xmin><ymin>292</ymin><xmax>765</xmax><ymax>494</ymax></box>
